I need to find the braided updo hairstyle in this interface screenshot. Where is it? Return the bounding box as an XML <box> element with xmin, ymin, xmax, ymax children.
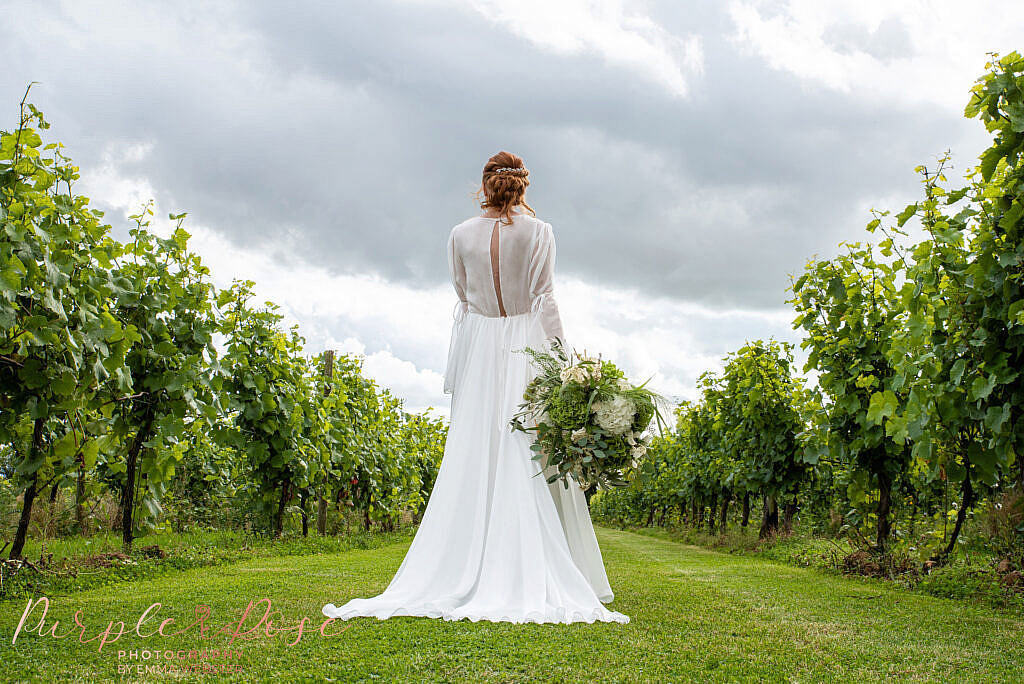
<box><xmin>476</xmin><ymin>151</ymin><xmax>537</xmax><ymax>225</ymax></box>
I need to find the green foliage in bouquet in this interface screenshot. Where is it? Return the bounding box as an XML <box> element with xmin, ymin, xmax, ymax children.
<box><xmin>509</xmin><ymin>339</ymin><xmax>670</xmax><ymax>491</ymax></box>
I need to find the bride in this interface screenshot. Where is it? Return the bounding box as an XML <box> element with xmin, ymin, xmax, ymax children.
<box><xmin>322</xmin><ymin>151</ymin><xmax>629</xmax><ymax>624</ymax></box>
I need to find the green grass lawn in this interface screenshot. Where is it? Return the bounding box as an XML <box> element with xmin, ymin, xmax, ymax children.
<box><xmin>1</xmin><ymin>526</ymin><xmax>1022</xmax><ymax>683</ymax></box>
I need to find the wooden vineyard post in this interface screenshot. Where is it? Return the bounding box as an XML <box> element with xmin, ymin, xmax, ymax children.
<box><xmin>318</xmin><ymin>350</ymin><xmax>335</xmax><ymax>535</ymax></box>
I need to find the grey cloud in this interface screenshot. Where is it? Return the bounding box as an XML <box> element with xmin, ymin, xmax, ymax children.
<box><xmin>0</xmin><ymin>0</ymin><xmax>993</xmax><ymax>320</ymax></box>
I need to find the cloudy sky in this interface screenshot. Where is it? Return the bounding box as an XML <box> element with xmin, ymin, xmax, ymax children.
<box><xmin>2</xmin><ymin>1</ymin><xmax>1021</xmax><ymax>417</ymax></box>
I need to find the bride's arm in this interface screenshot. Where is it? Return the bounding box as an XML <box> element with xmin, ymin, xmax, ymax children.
<box><xmin>447</xmin><ymin>226</ymin><xmax>468</xmax><ymax>314</ymax></box>
<box><xmin>528</xmin><ymin>221</ymin><xmax>565</xmax><ymax>344</ymax></box>
<box><xmin>444</xmin><ymin>227</ymin><xmax>468</xmax><ymax>395</ymax></box>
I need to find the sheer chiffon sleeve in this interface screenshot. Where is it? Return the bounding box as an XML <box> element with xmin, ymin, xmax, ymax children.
<box><xmin>444</xmin><ymin>227</ymin><xmax>469</xmax><ymax>395</ymax></box>
<box><xmin>528</xmin><ymin>221</ymin><xmax>565</xmax><ymax>343</ymax></box>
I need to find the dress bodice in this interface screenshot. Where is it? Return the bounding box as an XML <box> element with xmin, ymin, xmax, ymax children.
<box><xmin>446</xmin><ymin>210</ymin><xmax>564</xmax><ymax>341</ymax></box>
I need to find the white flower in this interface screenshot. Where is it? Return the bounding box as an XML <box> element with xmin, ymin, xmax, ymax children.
<box><xmin>591</xmin><ymin>394</ymin><xmax>636</xmax><ymax>435</ymax></box>
<box><xmin>631</xmin><ymin>444</ymin><xmax>647</xmax><ymax>458</ymax></box>
<box><xmin>574</xmin><ymin>354</ymin><xmax>602</xmax><ymax>380</ymax></box>
<box><xmin>571</xmin><ymin>428</ymin><xmax>588</xmax><ymax>442</ymax></box>
<box><xmin>559</xmin><ymin>366</ymin><xmax>590</xmax><ymax>385</ymax></box>
<box><xmin>625</xmin><ymin>430</ymin><xmax>647</xmax><ymax>446</ymax></box>
<box><xmin>617</xmin><ymin>378</ymin><xmax>631</xmax><ymax>390</ymax></box>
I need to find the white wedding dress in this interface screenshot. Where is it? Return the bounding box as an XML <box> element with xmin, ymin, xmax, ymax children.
<box><xmin>321</xmin><ymin>208</ymin><xmax>629</xmax><ymax>624</ymax></box>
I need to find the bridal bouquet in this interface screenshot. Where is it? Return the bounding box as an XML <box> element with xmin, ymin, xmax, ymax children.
<box><xmin>509</xmin><ymin>338</ymin><xmax>668</xmax><ymax>491</ymax></box>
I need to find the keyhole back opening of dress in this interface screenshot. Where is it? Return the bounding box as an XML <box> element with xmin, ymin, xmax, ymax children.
<box><xmin>489</xmin><ymin>218</ymin><xmax>508</xmax><ymax>317</ymax></box>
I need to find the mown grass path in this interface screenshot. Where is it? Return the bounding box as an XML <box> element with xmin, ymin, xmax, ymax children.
<box><xmin>1</xmin><ymin>526</ymin><xmax>1021</xmax><ymax>682</ymax></box>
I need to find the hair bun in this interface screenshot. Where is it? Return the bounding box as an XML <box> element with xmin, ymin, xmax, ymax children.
<box><xmin>478</xmin><ymin>151</ymin><xmax>535</xmax><ymax>223</ymax></box>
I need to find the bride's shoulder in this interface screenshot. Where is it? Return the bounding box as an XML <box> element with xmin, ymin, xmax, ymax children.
<box><xmin>529</xmin><ymin>215</ymin><xmax>554</xmax><ymax>235</ymax></box>
<box><xmin>448</xmin><ymin>217</ymin><xmax>476</xmax><ymax>239</ymax></box>
<box><xmin>517</xmin><ymin>213</ymin><xmax>550</xmax><ymax>231</ymax></box>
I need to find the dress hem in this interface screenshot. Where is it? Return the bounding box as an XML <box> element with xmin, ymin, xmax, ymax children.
<box><xmin>321</xmin><ymin>603</ymin><xmax>630</xmax><ymax>625</ymax></box>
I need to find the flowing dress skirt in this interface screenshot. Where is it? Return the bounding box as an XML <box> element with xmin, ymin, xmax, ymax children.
<box><xmin>321</xmin><ymin>309</ymin><xmax>629</xmax><ymax>624</ymax></box>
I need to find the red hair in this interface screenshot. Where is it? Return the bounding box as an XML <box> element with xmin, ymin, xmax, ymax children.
<box><xmin>475</xmin><ymin>151</ymin><xmax>537</xmax><ymax>225</ymax></box>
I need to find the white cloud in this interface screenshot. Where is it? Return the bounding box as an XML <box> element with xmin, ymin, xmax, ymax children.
<box><xmin>560</xmin><ymin>279</ymin><xmax>799</xmax><ymax>406</ymax></box>
<box><xmin>408</xmin><ymin>0</ymin><xmax>704</xmax><ymax>97</ymax></box>
<box><xmin>727</xmin><ymin>0</ymin><xmax>1024</xmax><ymax>111</ymax></box>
